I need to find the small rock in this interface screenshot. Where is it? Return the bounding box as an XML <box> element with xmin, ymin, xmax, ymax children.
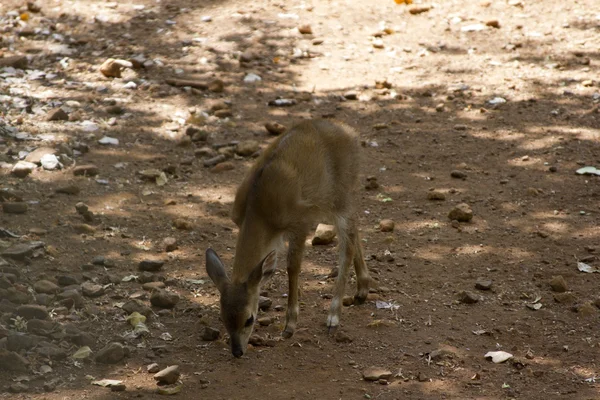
<box><xmin>147</xmin><ymin>363</ymin><xmax>160</xmax><ymax>373</ymax></box>
<box><xmin>203</xmin><ymin>155</ymin><xmax>226</xmax><ymax>168</ymax></box>
<box><xmin>55</xmin><ymin>185</ymin><xmax>80</xmax><ymax>195</ymax></box>
<box><xmin>163</xmin><ymin>237</ymin><xmax>178</xmax><ymax>252</ymax></box>
<box><xmin>549</xmin><ymin>275</ymin><xmax>567</xmax><ymax>293</ymax></box>
<box><xmin>47</xmin><ymin>108</ymin><xmax>69</xmax><ymax>121</ymax></box>
<box><xmin>173</xmin><ymin>218</ymin><xmax>193</xmax><ymax>230</ymax></box>
<box><xmin>450</xmin><ymin>170</ymin><xmax>467</xmax><ymax>179</ymax></box>
<box><xmin>8</xmin><ymin>382</ymin><xmax>29</xmax><ymax>393</ymax></box>
<box><xmin>342</xmin><ymin>295</ymin><xmax>354</xmax><ymax>306</ymax></box>
<box><xmin>2</xmin><ymin>241</ymin><xmax>44</xmax><ymax>261</ymax></box>
<box><xmin>201</xmin><ymin>326</ymin><xmax>220</xmax><ymax>341</ymax></box>
<box><xmin>208</xmin><ymin>79</ymin><xmax>224</xmax><ymax>93</ymax></box>
<box><xmin>578</xmin><ymin>302</ymin><xmax>597</xmax><ymax>317</ymax></box>
<box><xmin>258</xmin><ymin>296</ymin><xmax>272</xmax><ymax>311</ymax></box>
<box><xmin>41</xmin><ymin>154</ymin><xmax>61</xmax><ymax>170</ymax></box>
<box><xmin>99</xmin><ymin>58</ymin><xmax>132</xmax><ymax>78</ymax></box>
<box><xmin>210</xmin><ymin>161</ymin><xmax>235</xmax><ymax>173</ymax></box>
<box><xmin>298</xmin><ymin>24</ymin><xmax>313</xmax><ymax>34</ymax></box>
<box><xmin>257</xmin><ymin>316</ymin><xmax>273</xmax><ymax>326</ymax></box>
<box><xmin>143</xmin><ymin>282</ymin><xmax>166</xmax><ymax>291</ymax></box>
<box><xmin>363</xmin><ymin>367</ymin><xmax>392</xmax><ymax>381</ymax></box>
<box><xmin>0</xmin><ymin>55</ymin><xmax>28</xmax><ymax>69</ymax></box>
<box><xmin>73</xmin><ymin>164</ymin><xmax>99</xmax><ymax>176</ymax></box>
<box><xmin>81</xmin><ymin>281</ymin><xmax>105</xmax><ymax>297</ymax></box>
<box><xmin>17</xmin><ymin>304</ymin><xmax>49</xmax><ymax>320</ymax></box>
<box><xmin>122</xmin><ymin>299</ymin><xmax>152</xmax><ymax>317</ymax></box>
<box><xmin>427</xmin><ymin>191</ymin><xmax>446</xmax><ymax>201</ymax></box>
<box><xmin>458</xmin><ymin>291</ymin><xmax>479</xmax><ymax>304</ymax></box>
<box><xmin>334</xmin><ymin>331</ymin><xmax>353</xmax><ymax>343</ymax></box>
<box><xmin>475</xmin><ymin>279</ymin><xmax>492</xmax><ymax>291</ymax></box>
<box><xmin>312</xmin><ymin>223</ymin><xmax>336</xmax><ymax>245</ymax></box>
<box><xmin>11</xmin><ymin>161</ymin><xmax>36</xmax><ymax>178</ymax></box>
<box><xmin>34</xmin><ymin>280</ymin><xmax>59</xmax><ymax>294</ymax></box>
<box><xmin>25</xmin><ymin>147</ymin><xmax>57</xmax><ymax>164</ymax></box>
<box><xmin>365</xmin><ymin>176</ymin><xmax>379</xmax><ymax>190</ymax></box>
<box><xmin>154</xmin><ymin>365</ymin><xmax>180</xmax><ymax>385</ymax></box>
<box><xmin>553</xmin><ymin>292</ymin><xmax>576</xmax><ymax>304</ymax></box>
<box><xmin>0</xmin><ymin>349</ymin><xmax>30</xmax><ymax>372</ymax></box>
<box><xmin>2</xmin><ymin>202</ymin><xmax>28</xmax><ymax>214</ymax></box>
<box><xmin>150</xmin><ymin>289</ymin><xmax>179</xmax><ymax>309</ymax></box>
<box><xmin>264</xmin><ymin>122</ymin><xmax>287</xmax><ymax>136</ymax></box>
<box><xmin>95</xmin><ymin>342</ymin><xmax>127</xmax><ymax>364</ymax></box>
<box><xmin>139</xmin><ymin>259</ymin><xmax>165</xmax><ymax>272</ymax></box>
<box><xmin>56</xmin><ymin>275</ymin><xmax>79</xmax><ymax>286</ymax></box>
<box><xmin>111</xmin><ymin>384</ymin><xmax>127</xmax><ymax>392</ymax></box>
<box><xmin>379</xmin><ymin>219</ymin><xmax>395</xmax><ymax>232</ymax></box>
<box><xmin>72</xmin><ymin>223</ymin><xmax>96</xmax><ymax>234</ymax></box>
<box><xmin>448</xmin><ymin>203</ymin><xmax>473</xmax><ymax>222</ymax></box>
<box><xmin>409</xmin><ymin>6</ymin><xmax>431</xmax><ymax>14</ymax></box>
<box><xmin>236</xmin><ymin>140</ymin><xmax>260</xmax><ymax>156</ymax></box>
<box><xmin>343</xmin><ymin>91</ymin><xmax>358</xmax><ymax>100</ymax></box>
<box><xmin>486</xmin><ymin>20</ymin><xmax>501</xmax><ymax>28</ymax></box>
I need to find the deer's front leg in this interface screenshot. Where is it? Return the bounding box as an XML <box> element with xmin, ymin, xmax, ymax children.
<box><xmin>282</xmin><ymin>235</ymin><xmax>306</xmax><ymax>338</ymax></box>
<box><xmin>327</xmin><ymin>228</ymin><xmax>355</xmax><ymax>334</ymax></box>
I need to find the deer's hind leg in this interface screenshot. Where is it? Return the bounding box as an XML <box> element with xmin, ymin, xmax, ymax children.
<box><xmin>282</xmin><ymin>228</ymin><xmax>309</xmax><ymax>338</ymax></box>
<box><xmin>326</xmin><ymin>215</ymin><xmax>357</xmax><ymax>334</ymax></box>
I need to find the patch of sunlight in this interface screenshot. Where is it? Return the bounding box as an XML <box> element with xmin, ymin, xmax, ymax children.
<box><xmin>541</xmin><ymin>221</ymin><xmax>570</xmax><ymax>233</ymax></box>
<box><xmin>520</xmin><ymin>136</ymin><xmax>560</xmax><ymax>150</ymax></box>
<box><xmin>530</xmin><ymin>211</ymin><xmax>569</xmax><ymax>220</ymax></box>
<box><xmin>414</xmin><ymin>245</ymin><xmax>453</xmax><ymax>261</ymax></box>
<box><xmin>469</xmin><ymin>129</ymin><xmax>525</xmax><ymax>142</ymax></box>
<box><xmin>507</xmin><ymin>156</ymin><xmax>544</xmax><ymax>167</ymax></box>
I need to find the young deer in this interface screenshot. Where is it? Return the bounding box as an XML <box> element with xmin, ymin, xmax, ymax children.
<box><xmin>205</xmin><ymin>119</ymin><xmax>370</xmax><ymax>358</ymax></box>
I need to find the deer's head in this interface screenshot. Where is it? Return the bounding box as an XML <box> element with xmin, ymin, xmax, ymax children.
<box><xmin>205</xmin><ymin>248</ymin><xmax>277</xmax><ymax>357</ymax></box>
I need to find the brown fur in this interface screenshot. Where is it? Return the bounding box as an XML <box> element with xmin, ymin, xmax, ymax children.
<box><xmin>206</xmin><ymin>119</ymin><xmax>371</xmax><ymax>357</ymax></box>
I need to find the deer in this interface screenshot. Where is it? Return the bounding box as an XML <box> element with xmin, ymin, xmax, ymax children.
<box><xmin>205</xmin><ymin>119</ymin><xmax>371</xmax><ymax>358</ymax></box>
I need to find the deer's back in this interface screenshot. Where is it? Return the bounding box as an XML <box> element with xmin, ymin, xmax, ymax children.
<box><xmin>232</xmin><ymin>120</ymin><xmax>361</xmax><ymax>229</ymax></box>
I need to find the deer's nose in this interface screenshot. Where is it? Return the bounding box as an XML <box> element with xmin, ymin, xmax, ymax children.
<box><xmin>232</xmin><ymin>347</ymin><xmax>243</xmax><ymax>358</ymax></box>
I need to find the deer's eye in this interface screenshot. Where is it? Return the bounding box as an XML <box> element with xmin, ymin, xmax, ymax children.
<box><xmin>244</xmin><ymin>315</ymin><xmax>254</xmax><ymax>327</ymax></box>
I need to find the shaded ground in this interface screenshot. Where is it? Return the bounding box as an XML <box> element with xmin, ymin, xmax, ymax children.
<box><xmin>1</xmin><ymin>0</ymin><xmax>600</xmax><ymax>399</ymax></box>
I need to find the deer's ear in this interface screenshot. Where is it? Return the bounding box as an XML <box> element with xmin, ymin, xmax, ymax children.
<box><xmin>248</xmin><ymin>251</ymin><xmax>277</xmax><ymax>288</ymax></box>
<box><xmin>206</xmin><ymin>249</ymin><xmax>230</xmax><ymax>293</ymax></box>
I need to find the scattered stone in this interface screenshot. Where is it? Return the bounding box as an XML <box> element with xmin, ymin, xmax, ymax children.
<box><xmin>154</xmin><ymin>365</ymin><xmax>180</xmax><ymax>385</ymax></box>
<box><xmin>143</xmin><ymin>282</ymin><xmax>166</xmax><ymax>291</ymax></box>
<box><xmin>448</xmin><ymin>203</ymin><xmax>473</xmax><ymax>222</ymax></box>
<box><xmin>549</xmin><ymin>276</ymin><xmax>567</xmax><ymax>293</ymax></box>
<box><xmin>201</xmin><ymin>326</ymin><xmax>220</xmax><ymax>341</ymax></box>
<box><xmin>578</xmin><ymin>302</ymin><xmax>597</xmax><ymax>317</ymax></box>
<box><xmin>312</xmin><ymin>224</ymin><xmax>336</xmax><ymax>245</ymax></box>
<box><xmin>147</xmin><ymin>363</ymin><xmax>160</xmax><ymax>373</ymax></box>
<box><xmin>427</xmin><ymin>191</ymin><xmax>446</xmax><ymax>201</ymax></box>
<box><xmin>99</xmin><ymin>58</ymin><xmax>132</xmax><ymax>78</ymax></box>
<box><xmin>334</xmin><ymin>331</ymin><xmax>353</xmax><ymax>343</ymax></box>
<box><xmin>203</xmin><ymin>155</ymin><xmax>226</xmax><ymax>168</ymax></box>
<box><xmin>55</xmin><ymin>185</ymin><xmax>80</xmax><ymax>195</ymax></box>
<box><xmin>298</xmin><ymin>24</ymin><xmax>313</xmax><ymax>34</ymax></box>
<box><xmin>379</xmin><ymin>219</ymin><xmax>395</xmax><ymax>232</ymax></box>
<box><xmin>0</xmin><ymin>55</ymin><xmax>28</xmax><ymax>69</ymax></box>
<box><xmin>150</xmin><ymin>289</ymin><xmax>179</xmax><ymax>308</ymax></box>
<box><xmin>139</xmin><ymin>259</ymin><xmax>165</xmax><ymax>272</ymax></box>
<box><xmin>163</xmin><ymin>237</ymin><xmax>178</xmax><ymax>252</ymax></box>
<box><xmin>72</xmin><ymin>223</ymin><xmax>96</xmax><ymax>234</ymax></box>
<box><xmin>81</xmin><ymin>281</ymin><xmax>105</xmax><ymax>297</ymax></box>
<box><xmin>8</xmin><ymin>382</ymin><xmax>29</xmax><ymax>393</ymax></box>
<box><xmin>95</xmin><ymin>342</ymin><xmax>127</xmax><ymax>364</ymax></box>
<box><xmin>36</xmin><ymin>342</ymin><xmax>67</xmax><ymax>360</ymax></box>
<box><xmin>41</xmin><ymin>154</ymin><xmax>61</xmax><ymax>170</ymax></box>
<box><xmin>553</xmin><ymin>292</ymin><xmax>576</xmax><ymax>304</ymax></box>
<box><xmin>57</xmin><ymin>275</ymin><xmax>79</xmax><ymax>286</ymax></box>
<box><xmin>342</xmin><ymin>295</ymin><xmax>354</xmax><ymax>306</ymax></box>
<box><xmin>34</xmin><ymin>280</ymin><xmax>60</xmax><ymax>294</ymax></box>
<box><xmin>11</xmin><ymin>161</ymin><xmax>36</xmax><ymax>178</ymax></box>
<box><xmin>122</xmin><ymin>299</ymin><xmax>152</xmax><ymax>317</ymax></box>
<box><xmin>343</xmin><ymin>91</ymin><xmax>358</xmax><ymax>100</ymax></box>
<box><xmin>475</xmin><ymin>279</ymin><xmax>492</xmax><ymax>291</ymax></box>
<box><xmin>73</xmin><ymin>164</ymin><xmax>99</xmax><ymax>176</ymax></box>
<box><xmin>47</xmin><ymin>108</ymin><xmax>69</xmax><ymax>121</ymax></box>
<box><xmin>365</xmin><ymin>176</ymin><xmax>379</xmax><ymax>190</ymax></box>
<box><xmin>17</xmin><ymin>304</ymin><xmax>49</xmax><ymax>320</ymax></box>
<box><xmin>486</xmin><ymin>20</ymin><xmax>500</xmax><ymax>28</ymax></box>
<box><xmin>236</xmin><ymin>140</ymin><xmax>260</xmax><ymax>156</ymax></box>
<box><xmin>2</xmin><ymin>241</ymin><xmax>44</xmax><ymax>260</ymax></box>
<box><xmin>258</xmin><ymin>296</ymin><xmax>272</xmax><ymax>311</ymax></box>
<box><xmin>208</xmin><ymin>79</ymin><xmax>225</xmax><ymax>93</ymax></box>
<box><xmin>0</xmin><ymin>349</ymin><xmax>30</xmax><ymax>372</ymax></box>
<box><xmin>363</xmin><ymin>367</ymin><xmax>392</xmax><ymax>381</ymax></box>
<box><xmin>257</xmin><ymin>316</ymin><xmax>273</xmax><ymax>326</ymax></box>
<box><xmin>450</xmin><ymin>170</ymin><xmax>467</xmax><ymax>179</ymax></box>
<box><xmin>25</xmin><ymin>147</ymin><xmax>57</xmax><ymax>164</ymax></box>
<box><xmin>173</xmin><ymin>218</ymin><xmax>193</xmax><ymax>230</ymax></box>
<box><xmin>2</xmin><ymin>202</ymin><xmax>28</xmax><ymax>214</ymax></box>
<box><xmin>211</xmin><ymin>161</ymin><xmax>235</xmax><ymax>173</ymax></box>
<box><xmin>458</xmin><ymin>291</ymin><xmax>479</xmax><ymax>304</ymax></box>
<box><xmin>265</xmin><ymin>122</ymin><xmax>287</xmax><ymax>135</ymax></box>
<box><xmin>111</xmin><ymin>384</ymin><xmax>127</xmax><ymax>392</ymax></box>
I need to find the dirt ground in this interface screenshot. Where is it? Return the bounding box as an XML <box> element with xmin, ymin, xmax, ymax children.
<box><xmin>1</xmin><ymin>0</ymin><xmax>600</xmax><ymax>399</ymax></box>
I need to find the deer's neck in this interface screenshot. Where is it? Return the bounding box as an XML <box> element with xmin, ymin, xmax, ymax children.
<box><xmin>232</xmin><ymin>214</ymin><xmax>278</xmax><ymax>282</ymax></box>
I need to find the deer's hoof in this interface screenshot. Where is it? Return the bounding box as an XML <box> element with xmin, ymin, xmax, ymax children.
<box><xmin>282</xmin><ymin>329</ymin><xmax>294</xmax><ymax>339</ymax></box>
<box><xmin>353</xmin><ymin>293</ymin><xmax>367</xmax><ymax>305</ymax></box>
